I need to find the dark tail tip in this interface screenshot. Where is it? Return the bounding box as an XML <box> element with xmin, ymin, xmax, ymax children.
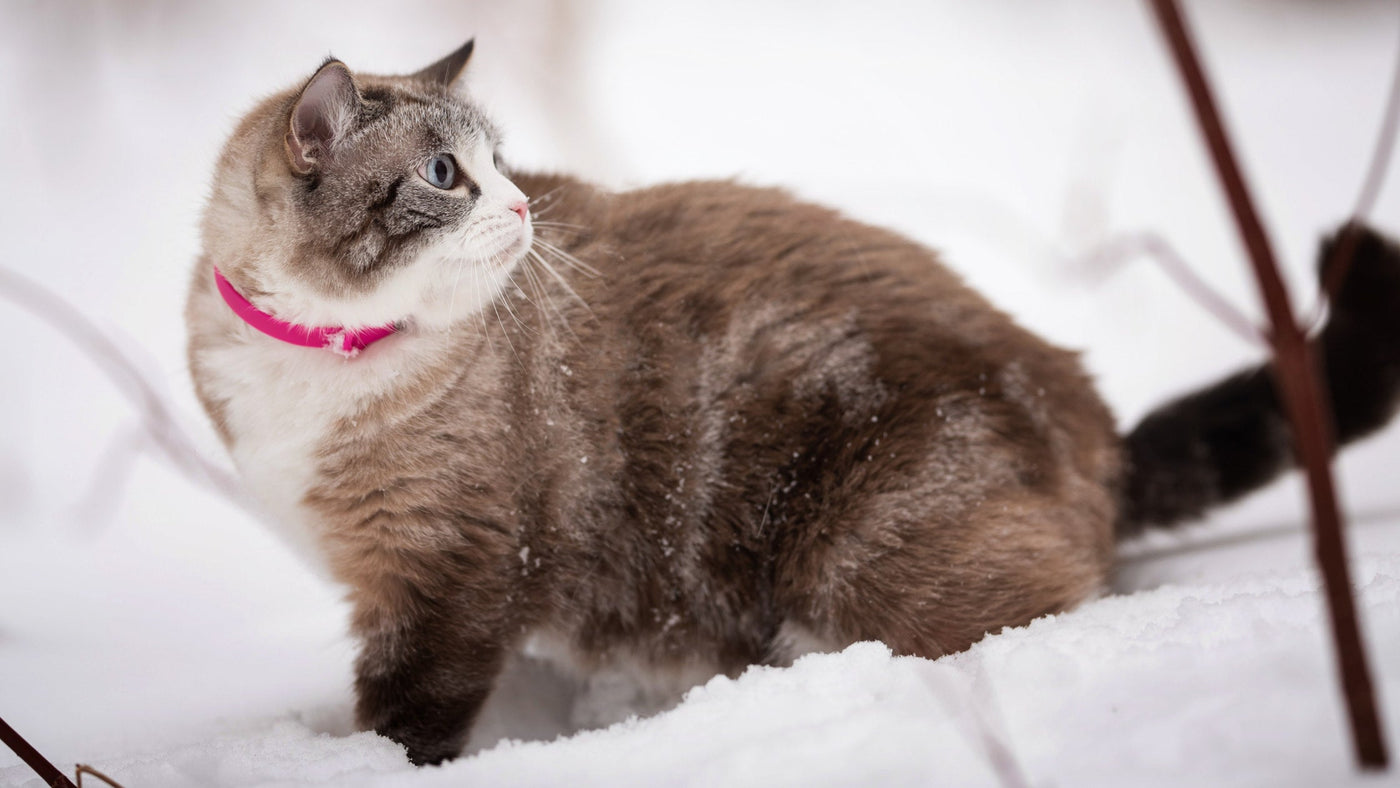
<box><xmin>1317</xmin><ymin>223</ymin><xmax>1400</xmax><ymax>444</ymax></box>
<box><xmin>1119</xmin><ymin>222</ymin><xmax>1400</xmax><ymax>536</ymax></box>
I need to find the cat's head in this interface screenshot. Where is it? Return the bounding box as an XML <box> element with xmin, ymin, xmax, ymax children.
<box><xmin>202</xmin><ymin>40</ymin><xmax>531</xmax><ymax>332</ymax></box>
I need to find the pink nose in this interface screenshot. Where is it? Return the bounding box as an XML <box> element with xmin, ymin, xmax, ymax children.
<box><xmin>510</xmin><ymin>201</ymin><xmax>529</xmax><ymax>221</ymax></box>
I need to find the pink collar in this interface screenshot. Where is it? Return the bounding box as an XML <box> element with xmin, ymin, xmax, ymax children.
<box><xmin>213</xmin><ymin>267</ymin><xmax>397</xmax><ymax>358</ymax></box>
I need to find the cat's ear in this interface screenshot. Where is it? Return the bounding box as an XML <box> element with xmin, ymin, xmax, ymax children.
<box><xmin>285</xmin><ymin>59</ymin><xmax>361</xmax><ymax>176</ymax></box>
<box><xmin>411</xmin><ymin>39</ymin><xmax>475</xmax><ymax>88</ymax></box>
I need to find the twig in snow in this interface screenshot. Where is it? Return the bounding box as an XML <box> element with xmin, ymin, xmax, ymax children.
<box><xmin>916</xmin><ymin>665</ymin><xmax>1031</xmax><ymax>788</ymax></box>
<box><xmin>0</xmin><ymin>714</ymin><xmax>78</xmax><ymax>788</ymax></box>
<box><xmin>76</xmin><ymin>764</ymin><xmax>126</xmax><ymax>787</ymax></box>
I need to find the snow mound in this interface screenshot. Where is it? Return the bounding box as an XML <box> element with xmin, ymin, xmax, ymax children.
<box><xmin>29</xmin><ymin>557</ymin><xmax>1392</xmax><ymax>788</ymax></box>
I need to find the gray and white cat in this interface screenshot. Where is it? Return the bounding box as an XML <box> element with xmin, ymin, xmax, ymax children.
<box><xmin>186</xmin><ymin>41</ymin><xmax>1400</xmax><ymax>765</ymax></box>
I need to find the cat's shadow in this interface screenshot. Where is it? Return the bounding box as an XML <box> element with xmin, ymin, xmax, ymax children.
<box><xmin>468</xmin><ymin>652</ymin><xmax>690</xmax><ymax>754</ymax></box>
<box><xmin>466</xmin><ymin>653</ymin><xmax>584</xmax><ymax>753</ymax></box>
<box><xmin>300</xmin><ymin>653</ymin><xmax>679</xmax><ymax>755</ymax></box>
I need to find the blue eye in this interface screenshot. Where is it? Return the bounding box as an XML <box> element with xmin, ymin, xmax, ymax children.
<box><xmin>420</xmin><ymin>154</ymin><xmax>457</xmax><ymax>189</ymax></box>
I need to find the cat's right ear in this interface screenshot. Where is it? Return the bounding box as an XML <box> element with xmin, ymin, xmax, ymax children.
<box><xmin>411</xmin><ymin>39</ymin><xmax>475</xmax><ymax>88</ymax></box>
<box><xmin>285</xmin><ymin>59</ymin><xmax>361</xmax><ymax>176</ymax></box>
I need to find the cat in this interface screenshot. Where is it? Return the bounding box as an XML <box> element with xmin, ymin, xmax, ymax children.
<box><xmin>186</xmin><ymin>40</ymin><xmax>1400</xmax><ymax>765</ymax></box>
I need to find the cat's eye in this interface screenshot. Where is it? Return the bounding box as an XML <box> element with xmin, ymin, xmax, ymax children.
<box><xmin>419</xmin><ymin>154</ymin><xmax>458</xmax><ymax>190</ymax></box>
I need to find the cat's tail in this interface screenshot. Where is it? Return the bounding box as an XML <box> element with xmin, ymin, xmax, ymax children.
<box><xmin>1118</xmin><ymin>223</ymin><xmax>1400</xmax><ymax>536</ymax></box>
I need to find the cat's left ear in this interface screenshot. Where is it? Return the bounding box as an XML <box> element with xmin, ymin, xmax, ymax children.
<box><xmin>412</xmin><ymin>39</ymin><xmax>475</xmax><ymax>88</ymax></box>
<box><xmin>286</xmin><ymin>59</ymin><xmax>361</xmax><ymax>176</ymax></box>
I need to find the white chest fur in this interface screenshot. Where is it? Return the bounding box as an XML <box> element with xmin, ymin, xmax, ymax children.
<box><xmin>200</xmin><ymin>330</ymin><xmax>427</xmax><ymax>576</ymax></box>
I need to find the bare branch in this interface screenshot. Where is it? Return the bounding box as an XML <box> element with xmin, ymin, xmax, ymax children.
<box><xmin>76</xmin><ymin>764</ymin><xmax>127</xmax><ymax>788</ymax></box>
<box><xmin>1149</xmin><ymin>0</ymin><xmax>1389</xmax><ymax>769</ymax></box>
<box><xmin>917</xmin><ymin>667</ymin><xmax>1031</xmax><ymax>788</ymax></box>
<box><xmin>0</xmin><ymin>714</ymin><xmax>78</xmax><ymax>788</ymax></box>
<box><xmin>1076</xmin><ymin>231</ymin><xmax>1265</xmax><ymax>346</ymax></box>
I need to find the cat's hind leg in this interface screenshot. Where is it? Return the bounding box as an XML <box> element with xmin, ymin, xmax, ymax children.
<box><xmin>776</xmin><ymin>485</ymin><xmax>1115</xmax><ymax>659</ymax></box>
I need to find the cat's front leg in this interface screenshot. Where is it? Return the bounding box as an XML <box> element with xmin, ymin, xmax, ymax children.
<box><xmin>352</xmin><ymin>597</ymin><xmax>507</xmax><ymax>765</ymax></box>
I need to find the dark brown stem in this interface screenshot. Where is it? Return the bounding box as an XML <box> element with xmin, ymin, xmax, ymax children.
<box><xmin>0</xmin><ymin>715</ymin><xmax>78</xmax><ymax>788</ymax></box>
<box><xmin>1149</xmin><ymin>0</ymin><xmax>1388</xmax><ymax>769</ymax></box>
<box><xmin>76</xmin><ymin>764</ymin><xmax>127</xmax><ymax>788</ymax></box>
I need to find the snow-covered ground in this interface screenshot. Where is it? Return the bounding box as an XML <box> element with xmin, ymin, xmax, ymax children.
<box><xmin>3</xmin><ymin>1</ymin><xmax>1400</xmax><ymax>785</ymax></box>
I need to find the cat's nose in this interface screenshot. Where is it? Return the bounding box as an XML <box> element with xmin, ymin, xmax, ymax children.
<box><xmin>509</xmin><ymin>201</ymin><xmax>529</xmax><ymax>222</ymax></box>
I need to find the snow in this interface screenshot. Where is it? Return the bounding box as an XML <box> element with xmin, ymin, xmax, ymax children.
<box><xmin>6</xmin><ymin>556</ymin><xmax>1398</xmax><ymax>787</ymax></box>
<box><xmin>3</xmin><ymin>1</ymin><xmax>1400</xmax><ymax>786</ymax></box>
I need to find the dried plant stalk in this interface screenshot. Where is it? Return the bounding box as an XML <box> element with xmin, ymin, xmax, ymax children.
<box><xmin>1148</xmin><ymin>0</ymin><xmax>1389</xmax><ymax>769</ymax></box>
<box><xmin>0</xmin><ymin>715</ymin><xmax>79</xmax><ymax>788</ymax></box>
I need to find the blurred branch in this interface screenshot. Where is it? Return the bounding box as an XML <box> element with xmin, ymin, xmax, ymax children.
<box><xmin>1075</xmin><ymin>231</ymin><xmax>1265</xmax><ymax>346</ymax></box>
<box><xmin>1065</xmin><ymin>9</ymin><xmax>1400</xmax><ymax>349</ymax></box>
<box><xmin>0</xmin><ymin>266</ymin><xmax>254</xmax><ymax>518</ymax></box>
<box><xmin>1117</xmin><ymin>503</ymin><xmax>1400</xmax><ymax>569</ymax></box>
<box><xmin>76</xmin><ymin>764</ymin><xmax>126</xmax><ymax>787</ymax></box>
<box><xmin>1310</xmin><ymin>12</ymin><xmax>1400</xmax><ymax>326</ymax></box>
<box><xmin>70</xmin><ymin>427</ymin><xmax>146</xmax><ymax>532</ymax></box>
<box><xmin>918</xmin><ymin>667</ymin><xmax>1030</xmax><ymax>788</ymax></box>
<box><xmin>1149</xmin><ymin>0</ymin><xmax>1388</xmax><ymax>770</ymax></box>
<box><xmin>0</xmin><ymin>273</ymin><xmax>211</xmax><ymax>786</ymax></box>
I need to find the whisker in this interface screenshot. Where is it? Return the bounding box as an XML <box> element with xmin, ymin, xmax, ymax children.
<box><xmin>470</xmin><ymin>254</ymin><xmax>493</xmax><ymax>348</ymax></box>
<box><xmin>448</xmin><ymin>255</ymin><xmax>466</xmax><ymax>320</ymax></box>
<box><xmin>486</xmin><ymin>262</ymin><xmax>523</xmax><ymax>366</ymax></box>
<box><xmin>528</xmin><ymin>245</ymin><xmax>594</xmax><ymax>317</ymax></box>
<box><xmin>497</xmin><ymin>258</ymin><xmax>534</xmax><ymax>337</ymax></box>
<box><xmin>528</xmin><ymin>185</ymin><xmax>566</xmax><ymax>209</ymax></box>
<box><xmin>514</xmin><ymin>252</ymin><xmax>551</xmax><ymax>324</ymax></box>
<box><xmin>513</xmin><ymin>253</ymin><xmax>549</xmax><ymax>335</ymax></box>
<box><xmin>523</xmin><ymin>249</ymin><xmax>578</xmax><ymax>341</ymax></box>
<box><xmin>534</xmin><ymin>238</ymin><xmax>602</xmax><ymax>278</ymax></box>
<box><xmin>532</xmin><ymin>220</ymin><xmax>587</xmax><ymax>233</ymax></box>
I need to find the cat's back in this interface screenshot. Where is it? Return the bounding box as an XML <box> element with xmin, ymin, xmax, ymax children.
<box><xmin>504</xmin><ymin>174</ymin><xmax>1123</xmax><ymax>657</ymax></box>
<box><xmin>524</xmin><ymin>176</ymin><xmax>1038</xmax><ymax>350</ymax></box>
<box><xmin>520</xmin><ymin>175</ymin><xmax>1112</xmax><ymax>443</ymax></box>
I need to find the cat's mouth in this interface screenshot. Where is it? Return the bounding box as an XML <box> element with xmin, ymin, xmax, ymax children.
<box><xmin>483</xmin><ymin>217</ymin><xmax>534</xmax><ymax>267</ymax></box>
<box><xmin>403</xmin><ymin>212</ymin><xmax>536</xmax><ymax>329</ymax></box>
